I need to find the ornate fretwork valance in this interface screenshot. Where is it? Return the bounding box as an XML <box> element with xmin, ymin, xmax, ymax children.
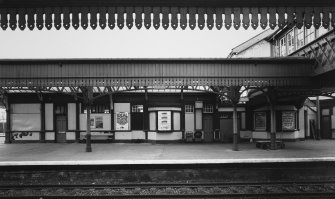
<box><xmin>0</xmin><ymin>58</ymin><xmax>314</xmax><ymax>87</ymax></box>
<box><xmin>0</xmin><ymin>6</ymin><xmax>334</xmax><ymax>31</ymax></box>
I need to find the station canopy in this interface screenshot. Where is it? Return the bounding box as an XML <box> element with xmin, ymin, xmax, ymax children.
<box><xmin>0</xmin><ymin>0</ymin><xmax>334</xmax><ymax>31</ymax></box>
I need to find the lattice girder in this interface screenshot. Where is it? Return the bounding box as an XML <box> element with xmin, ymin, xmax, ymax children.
<box><xmin>292</xmin><ymin>30</ymin><xmax>335</xmax><ymax>76</ymax></box>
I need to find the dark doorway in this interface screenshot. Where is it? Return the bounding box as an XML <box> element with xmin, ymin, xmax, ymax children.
<box><xmin>321</xmin><ymin>116</ymin><xmax>331</xmax><ymax>139</ymax></box>
<box><xmin>220</xmin><ymin>118</ymin><xmax>233</xmax><ymax>143</ymax></box>
<box><xmin>203</xmin><ymin>115</ymin><xmax>213</xmax><ymax>142</ymax></box>
<box><xmin>56</xmin><ymin>115</ymin><xmax>67</xmax><ymax>143</ymax></box>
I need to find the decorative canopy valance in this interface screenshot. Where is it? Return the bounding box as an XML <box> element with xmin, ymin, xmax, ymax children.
<box><xmin>0</xmin><ymin>0</ymin><xmax>334</xmax><ymax>31</ymax></box>
<box><xmin>0</xmin><ymin>58</ymin><xmax>314</xmax><ymax>87</ymax></box>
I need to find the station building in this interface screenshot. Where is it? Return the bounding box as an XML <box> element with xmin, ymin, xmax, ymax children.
<box><xmin>1</xmin><ymin>58</ymin><xmax>314</xmax><ymax>144</ymax></box>
<box><xmin>0</xmin><ymin>1</ymin><xmax>334</xmax><ymax>148</ymax></box>
<box><xmin>228</xmin><ymin>25</ymin><xmax>335</xmax><ymax>140</ymax></box>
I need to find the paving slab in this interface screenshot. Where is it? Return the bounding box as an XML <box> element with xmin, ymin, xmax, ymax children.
<box><xmin>0</xmin><ymin>140</ymin><xmax>335</xmax><ymax>165</ymax></box>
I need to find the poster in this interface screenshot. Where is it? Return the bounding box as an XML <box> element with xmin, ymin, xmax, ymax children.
<box><xmin>90</xmin><ymin>117</ymin><xmax>95</xmax><ymax>129</ymax></box>
<box><xmin>116</xmin><ymin>112</ymin><xmax>129</xmax><ymax>130</ymax></box>
<box><xmin>254</xmin><ymin>112</ymin><xmax>266</xmax><ymax>131</ymax></box>
<box><xmin>95</xmin><ymin>116</ymin><xmax>103</xmax><ymax>129</ymax></box>
<box><xmin>158</xmin><ymin>111</ymin><xmax>171</xmax><ymax>131</ymax></box>
<box><xmin>282</xmin><ymin>111</ymin><xmax>295</xmax><ymax>130</ymax></box>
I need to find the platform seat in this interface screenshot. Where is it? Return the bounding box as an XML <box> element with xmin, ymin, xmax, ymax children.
<box><xmin>255</xmin><ymin>140</ymin><xmax>285</xmax><ymax>150</ymax></box>
<box><xmin>80</xmin><ymin>133</ymin><xmax>114</xmax><ymax>143</ymax></box>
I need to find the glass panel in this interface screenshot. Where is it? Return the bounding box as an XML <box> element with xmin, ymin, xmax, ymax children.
<box><xmin>305</xmin><ymin>26</ymin><xmax>315</xmax><ymax>44</ymax></box>
<box><xmin>287</xmin><ymin>30</ymin><xmax>295</xmax><ymax>54</ymax></box>
<box><xmin>185</xmin><ymin>105</ymin><xmax>194</xmax><ymax>113</ymax></box>
<box><xmin>203</xmin><ymin>104</ymin><xmax>213</xmax><ymax>113</ymax></box>
<box><xmin>279</xmin><ymin>37</ymin><xmax>287</xmax><ymax>56</ymax></box>
<box><xmin>296</xmin><ymin>27</ymin><xmax>305</xmax><ymax>49</ymax></box>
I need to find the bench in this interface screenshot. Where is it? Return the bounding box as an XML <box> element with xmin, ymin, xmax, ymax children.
<box><xmin>255</xmin><ymin>140</ymin><xmax>285</xmax><ymax>150</ymax></box>
<box><xmin>80</xmin><ymin>133</ymin><xmax>114</xmax><ymax>143</ymax></box>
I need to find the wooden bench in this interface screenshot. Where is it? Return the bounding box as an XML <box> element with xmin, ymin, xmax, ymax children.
<box><xmin>255</xmin><ymin>140</ymin><xmax>285</xmax><ymax>149</ymax></box>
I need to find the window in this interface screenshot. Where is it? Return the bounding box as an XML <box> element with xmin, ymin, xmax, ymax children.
<box><xmin>305</xmin><ymin>26</ymin><xmax>315</xmax><ymax>44</ymax></box>
<box><xmin>273</xmin><ymin>40</ymin><xmax>280</xmax><ymax>57</ymax></box>
<box><xmin>131</xmin><ymin>105</ymin><xmax>144</xmax><ymax>130</ymax></box>
<box><xmin>203</xmin><ymin>104</ymin><xmax>213</xmax><ymax>113</ymax></box>
<box><xmin>55</xmin><ymin>105</ymin><xmax>66</xmax><ymax>115</ymax></box>
<box><xmin>81</xmin><ymin>104</ymin><xmax>110</xmax><ymax>114</ymax></box>
<box><xmin>317</xmin><ymin>26</ymin><xmax>330</xmax><ymax>37</ymax></box>
<box><xmin>185</xmin><ymin>105</ymin><xmax>194</xmax><ymax>113</ymax></box>
<box><xmin>287</xmin><ymin>30</ymin><xmax>295</xmax><ymax>54</ymax></box>
<box><xmin>296</xmin><ymin>27</ymin><xmax>305</xmax><ymax>49</ymax></box>
<box><xmin>279</xmin><ymin>36</ymin><xmax>287</xmax><ymax>56</ymax></box>
<box><xmin>132</xmin><ymin>105</ymin><xmax>143</xmax><ymax>113</ymax></box>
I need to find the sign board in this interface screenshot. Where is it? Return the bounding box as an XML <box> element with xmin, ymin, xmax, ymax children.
<box><xmin>254</xmin><ymin>112</ymin><xmax>266</xmax><ymax>131</ymax></box>
<box><xmin>158</xmin><ymin>111</ymin><xmax>171</xmax><ymax>131</ymax></box>
<box><xmin>116</xmin><ymin>112</ymin><xmax>129</xmax><ymax>130</ymax></box>
<box><xmin>282</xmin><ymin>111</ymin><xmax>295</xmax><ymax>131</ymax></box>
<box><xmin>195</xmin><ymin>101</ymin><xmax>203</xmax><ymax>109</ymax></box>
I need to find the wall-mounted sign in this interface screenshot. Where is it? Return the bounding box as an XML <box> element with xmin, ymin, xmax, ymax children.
<box><xmin>158</xmin><ymin>111</ymin><xmax>171</xmax><ymax>131</ymax></box>
<box><xmin>254</xmin><ymin>112</ymin><xmax>266</xmax><ymax>131</ymax></box>
<box><xmin>116</xmin><ymin>112</ymin><xmax>129</xmax><ymax>130</ymax></box>
<box><xmin>195</xmin><ymin>101</ymin><xmax>203</xmax><ymax>109</ymax></box>
<box><xmin>282</xmin><ymin>111</ymin><xmax>295</xmax><ymax>131</ymax></box>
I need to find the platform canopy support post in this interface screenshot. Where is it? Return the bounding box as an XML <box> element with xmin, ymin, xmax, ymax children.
<box><xmin>270</xmin><ymin>104</ymin><xmax>276</xmax><ymax>150</ymax></box>
<box><xmin>81</xmin><ymin>86</ymin><xmax>94</xmax><ymax>152</ymax></box>
<box><xmin>316</xmin><ymin>96</ymin><xmax>321</xmax><ymax>140</ymax></box>
<box><xmin>227</xmin><ymin>86</ymin><xmax>241</xmax><ymax>151</ymax></box>
<box><xmin>264</xmin><ymin>87</ymin><xmax>277</xmax><ymax>150</ymax></box>
<box><xmin>232</xmin><ymin>103</ymin><xmax>239</xmax><ymax>151</ymax></box>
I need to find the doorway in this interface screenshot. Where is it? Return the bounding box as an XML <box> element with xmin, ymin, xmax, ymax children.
<box><xmin>203</xmin><ymin>115</ymin><xmax>213</xmax><ymax>142</ymax></box>
<box><xmin>220</xmin><ymin>118</ymin><xmax>233</xmax><ymax>142</ymax></box>
<box><xmin>321</xmin><ymin>116</ymin><xmax>331</xmax><ymax>139</ymax></box>
<box><xmin>56</xmin><ymin>115</ymin><xmax>67</xmax><ymax>143</ymax></box>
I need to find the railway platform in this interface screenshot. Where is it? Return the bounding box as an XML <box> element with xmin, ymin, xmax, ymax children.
<box><xmin>0</xmin><ymin>140</ymin><xmax>335</xmax><ymax>166</ymax></box>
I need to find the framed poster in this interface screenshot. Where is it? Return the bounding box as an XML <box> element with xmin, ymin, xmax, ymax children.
<box><xmin>95</xmin><ymin>116</ymin><xmax>103</xmax><ymax>129</ymax></box>
<box><xmin>90</xmin><ymin>117</ymin><xmax>95</xmax><ymax>129</ymax></box>
<box><xmin>254</xmin><ymin>112</ymin><xmax>266</xmax><ymax>131</ymax></box>
<box><xmin>282</xmin><ymin>111</ymin><xmax>296</xmax><ymax>131</ymax></box>
<box><xmin>116</xmin><ymin>112</ymin><xmax>129</xmax><ymax>130</ymax></box>
<box><xmin>158</xmin><ymin>111</ymin><xmax>171</xmax><ymax>131</ymax></box>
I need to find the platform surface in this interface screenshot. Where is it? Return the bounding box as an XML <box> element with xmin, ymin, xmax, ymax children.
<box><xmin>0</xmin><ymin>140</ymin><xmax>335</xmax><ymax>166</ymax></box>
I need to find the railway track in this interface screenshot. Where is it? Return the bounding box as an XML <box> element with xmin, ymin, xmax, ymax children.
<box><xmin>1</xmin><ymin>181</ymin><xmax>335</xmax><ymax>198</ymax></box>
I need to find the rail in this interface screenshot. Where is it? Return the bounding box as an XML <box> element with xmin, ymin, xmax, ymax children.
<box><xmin>1</xmin><ymin>181</ymin><xmax>335</xmax><ymax>198</ymax></box>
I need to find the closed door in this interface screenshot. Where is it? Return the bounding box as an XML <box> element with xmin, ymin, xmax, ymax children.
<box><xmin>220</xmin><ymin>118</ymin><xmax>233</xmax><ymax>143</ymax></box>
<box><xmin>56</xmin><ymin>115</ymin><xmax>67</xmax><ymax>143</ymax></box>
<box><xmin>203</xmin><ymin>115</ymin><xmax>213</xmax><ymax>142</ymax></box>
<box><xmin>321</xmin><ymin>116</ymin><xmax>331</xmax><ymax>139</ymax></box>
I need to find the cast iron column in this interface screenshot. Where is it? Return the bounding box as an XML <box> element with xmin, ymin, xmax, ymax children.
<box><xmin>81</xmin><ymin>86</ymin><xmax>93</xmax><ymax>152</ymax></box>
<box><xmin>232</xmin><ymin>103</ymin><xmax>239</xmax><ymax>151</ymax></box>
<box><xmin>40</xmin><ymin>102</ymin><xmax>46</xmax><ymax>143</ymax></box>
<box><xmin>270</xmin><ymin>104</ymin><xmax>276</xmax><ymax>150</ymax></box>
<box><xmin>316</xmin><ymin>96</ymin><xmax>321</xmax><ymax>140</ymax></box>
<box><xmin>86</xmin><ymin>103</ymin><xmax>92</xmax><ymax>152</ymax></box>
<box><xmin>5</xmin><ymin>105</ymin><xmax>10</xmax><ymax>144</ymax></box>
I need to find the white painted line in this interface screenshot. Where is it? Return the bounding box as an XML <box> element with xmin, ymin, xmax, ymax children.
<box><xmin>1</xmin><ymin>157</ymin><xmax>335</xmax><ymax>166</ymax></box>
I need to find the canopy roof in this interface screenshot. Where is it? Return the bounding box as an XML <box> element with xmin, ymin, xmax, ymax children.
<box><xmin>0</xmin><ymin>0</ymin><xmax>333</xmax><ymax>31</ymax></box>
<box><xmin>0</xmin><ymin>58</ymin><xmax>315</xmax><ymax>87</ymax></box>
